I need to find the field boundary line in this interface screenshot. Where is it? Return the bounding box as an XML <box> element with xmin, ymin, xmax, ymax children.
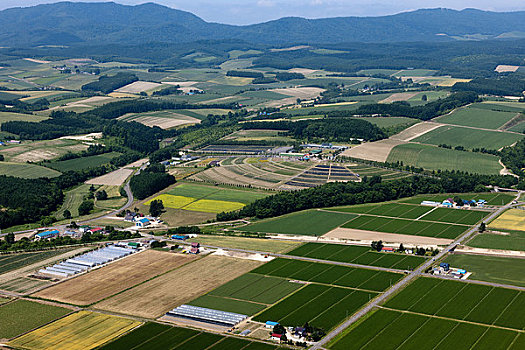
<box><xmin>416</xmin><ymin>206</ymin><xmax>438</xmax><ymax>220</ymax></box>
<box><xmin>207</xmin><ymin>294</ymin><xmax>271</xmax><ymax>307</ymax></box>
<box><xmin>378</xmin><ymin>306</ymin><xmax>525</xmax><ymax>333</ymax></box>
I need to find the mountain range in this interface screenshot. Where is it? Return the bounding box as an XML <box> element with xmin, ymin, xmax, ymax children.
<box><xmin>1</xmin><ymin>2</ymin><xmax>525</xmax><ymax>47</ymax></box>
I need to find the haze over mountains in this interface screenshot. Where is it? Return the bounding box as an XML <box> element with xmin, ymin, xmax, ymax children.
<box><xmin>1</xmin><ymin>2</ymin><xmax>525</xmax><ymax>46</ymax></box>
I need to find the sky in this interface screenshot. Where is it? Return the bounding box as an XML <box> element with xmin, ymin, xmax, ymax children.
<box><xmin>1</xmin><ymin>0</ymin><xmax>525</xmax><ymax>25</ymax></box>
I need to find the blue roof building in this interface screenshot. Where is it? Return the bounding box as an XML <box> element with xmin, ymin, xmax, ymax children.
<box><xmin>35</xmin><ymin>230</ymin><xmax>59</xmax><ymax>240</ymax></box>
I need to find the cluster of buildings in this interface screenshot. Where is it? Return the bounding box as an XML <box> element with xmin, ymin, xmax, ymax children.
<box><xmin>0</xmin><ymin>140</ymin><xmax>21</xmax><ymax>146</ymax></box>
<box><xmin>34</xmin><ymin>226</ymin><xmax>111</xmax><ymax>241</ymax></box>
<box><xmin>124</xmin><ymin>212</ymin><xmax>162</xmax><ymax>228</ymax></box>
<box><xmin>166</xmin><ymin>305</ymin><xmax>247</xmax><ymax>328</ymax></box>
<box><xmin>432</xmin><ymin>263</ymin><xmax>470</xmax><ymax>279</ymax></box>
<box><xmin>266</xmin><ymin>321</ymin><xmax>313</xmax><ymax>344</ymax></box>
<box><xmin>421</xmin><ymin>198</ymin><xmax>487</xmax><ymax>208</ymax></box>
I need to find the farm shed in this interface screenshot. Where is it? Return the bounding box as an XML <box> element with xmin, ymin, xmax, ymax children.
<box><xmin>35</xmin><ymin>230</ymin><xmax>59</xmax><ymax>240</ymax></box>
<box><xmin>135</xmin><ymin>218</ymin><xmax>150</xmax><ymax>228</ymax></box>
<box><xmin>266</xmin><ymin>321</ymin><xmax>279</xmax><ymax>328</ymax></box>
<box><xmin>166</xmin><ymin>305</ymin><xmax>247</xmax><ymax>327</ymax></box>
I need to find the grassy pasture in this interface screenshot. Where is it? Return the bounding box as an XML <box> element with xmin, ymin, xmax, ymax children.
<box><xmin>192</xmin><ymin>235</ymin><xmax>300</xmax><ymax>253</ymax></box>
<box><xmin>0</xmin><ymin>300</ymin><xmax>70</xmax><ymax>339</ymax></box>
<box><xmin>329</xmin><ymin>308</ymin><xmax>520</xmax><ymax>350</ymax></box>
<box><xmin>0</xmin><ymin>111</ymin><xmax>47</xmax><ymax>125</ymax></box>
<box><xmin>387</xmin><ymin>143</ymin><xmax>502</xmax><ymax>174</ymax></box>
<box><xmin>468</xmin><ymin>230</ymin><xmax>525</xmax><ymax>251</ymax></box>
<box><xmin>252</xmin><ymin>258</ymin><xmax>402</xmax><ymax>292</ymax></box>
<box><xmin>0</xmin><ymin>162</ymin><xmax>61</xmax><ymax>178</ymax></box>
<box><xmin>242</xmin><ymin>210</ymin><xmax>357</xmax><ymax>236</ymax></box>
<box><xmin>384</xmin><ymin>277</ymin><xmax>525</xmax><ymax>330</ymax></box>
<box><xmin>47</xmin><ymin>152</ymin><xmax>121</xmax><ymax>172</ymax></box>
<box><xmin>168</xmin><ymin>183</ymin><xmax>269</xmax><ymax>204</ymax></box>
<box><xmin>412</xmin><ymin>125</ymin><xmax>523</xmax><ymax>150</ymax></box>
<box><xmin>9</xmin><ymin>311</ymin><xmax>141</xmax><ymax>350</ymax></box>
<box><xmin>287</xmin><ymin>243</ymin><xmax>426</xmax><ymax>270</ymax></box>
<box><xmin>341</xmin><ymin>215</ymin><xmax>468</xmax><ymax>239</ymax></box>
<box><xmin>253</xmin><ymin>284</ymin><xmax>374</xmax><ymax>331</ymax></box>
<box><xmin>436</xmin><ymin>105</ymin><xmax>518</xmax><ymax>130</ymax></box>
<box><xmin>445</xmin><ymin>254</ymin><xmax>525</xmax><ymax>287</ymax></box>
<box><xmin>489</xmin><ymin>209</ymin><xmax>525</xmax><ymax>232</ymax></box>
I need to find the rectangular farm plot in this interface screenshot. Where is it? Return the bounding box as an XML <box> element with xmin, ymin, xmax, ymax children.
<box><xmin>412</xmin><ymin>125</ymin><xmax>523</xmax><ymax>150</ymax></box>
<box><xmin>401</xmin><ymin>192</ymin><xmax>516</xmax><ymax>206</ymax></box>
<box><xmin>330</xmin><ymin>203</ymin><xmax>434</xmax><ymax>220</ymax></box>
<box><xmin>0</xmin><ymin>249</ymin><xmax>76</xmax><ymax>275</ymax></box>
<box><xmin>287</xmin><ymin>243</ymin><xmax>426</xmax><ymax>270</ymax></box>
<box><xmin>32</xmin><ymin>250</ymin><xmax>195</xmax><ymax>305</ymax></box>
<box><xmin>328</xmin><ymin>308</ymin><xmax>522</xmax><ymax>350</ymax></box>
<box><xmin>384</xmin><ymin>277</ymin><xmax>525</xmax><ymax>330</ymax></box>
<box><xmin>444</xmin><ymin>254</ymin><xmax>525</xmax><ymax>288</ymax></box>
<box><xmin>243</xmin><ymin>210</ymin><xmax>357</xmax><ymax>236</ymax></box>
<box><xmin>9</xmin><ymin>311</ymin><xmax>141</xmax><ymax>350</ymax></box>
<box><xmin>99</xmin><ymin>321</ymin><xmax>277</xmax><ymax>350</ymax></box>
<box><xmin>419</xmin><ymin>207</ymin><xmax>488</xmax><ymax>225</ymax></box>
<box><xmin>0</xmin><ymin>300</ymin><xmax>71</xmax><ymax>339</ymax></box>
<box><xmin>252</xmin><ymin>258</ymin><xmax>403</xmax><ymax>292</ymax></box>
<box><xmin>253</xmin><ymin>284</ymin><xmax>373</xmax><ymax>331</ymax></box>
<box><xmin>489</xmin><ymin>209</ymin><xmax>525</xmax><ymax>232</ymax></box>
<box><xmin>436</xmin><ymin>105</ymin><xmax>518</xmax><ymax>130</ymax></box>
<box><xmin>341</xmin><ymin>215</ymin><xmax>468</xmax><ymax>239</ymax></box>
<box><xmin>94</xmin><ymin>255</ymin><xmax>263</xmax><ymax>318</ymax></box>
<box><xmin>168</xmin><ymin>183</ymin><xmax>269</xmax><ymax>205</ymax></box>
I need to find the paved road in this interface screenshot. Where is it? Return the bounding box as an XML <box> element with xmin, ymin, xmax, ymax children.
<box><xmin>311</xmin><ymin>191</ymin><xmax>522</xmax><ymax>350</ymax></box>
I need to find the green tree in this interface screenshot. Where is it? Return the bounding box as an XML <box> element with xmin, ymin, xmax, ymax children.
<box><xmin>95</xmin><ymin>190</ymin><xmax>108</xmax><ymax>200</ymax></box>
<box><xmin>421</xmin><ymin>94</ymin><xmax>428</xmax><ymax>101</ymax></box>
<box><xmin>5</xmin><ymin>232</ymin><xmax>15</xmax><ymax>244</ymax></box>
<box><xmin>371</xmin><ymin>240</ymin><xmax>383</xmax><ymax>252</ymax></box>
<box><xmin>63</xmin><ymin>209</ymin><xmax>72</xmax><ymax>220</ymax></box>
<box><xmin>149</xmin><ymin>199</ymin><xmax>164</xmax><ymax>217</ymax></box>
<box><xmin>479</xmin><ymin>222</ymin><xmax>486</xmax><ymax>233</ymax></box>
<box><xmin>78</xmin><ymin>200</ymin><xmax>94</xmax><ymax>216</ymax></box>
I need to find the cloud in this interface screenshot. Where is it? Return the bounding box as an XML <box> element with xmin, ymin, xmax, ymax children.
<box><xmin>257</xmin><ymin>0</ymin><xmax>276</xmax><ymax>7</ymax></box>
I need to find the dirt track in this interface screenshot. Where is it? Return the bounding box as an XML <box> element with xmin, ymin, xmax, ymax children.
<box><xmin>389</xmin><ymin>121</ymin><xmax>443</xmax><ymax>141</ymax></box>
<box><xmin>324</xmin><ymin>227</ymin><xmax>453</xmax><ymax>246</ymax></box>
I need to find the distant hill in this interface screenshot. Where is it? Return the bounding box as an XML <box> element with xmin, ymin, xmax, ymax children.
<box><xmin>1</xmin><ymin>2</ymin><xmax>525</xmax><ymax>46</ymax></box>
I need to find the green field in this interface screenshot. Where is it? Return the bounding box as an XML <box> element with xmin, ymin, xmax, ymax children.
<box><xmin>330</xmin><ymin>202</ymin><xmax>434</xmax><ymax>219</ymax></box>
<box><xmin>0</xmin><ymin>112</ymin><xmax>48</xmax><ymax>125</ymax></box>
<box><xmin>47</xmin><ymin>152</ymin><xmax>122</xmax><ymax>172</ymax></box>
<box><xmin>329</xmin><ymin>308</ymin><xmax>522</xmax><ymax>350</ymax></box>
<box><xmin>242</xmin><ymin>210</ymin><xmax>357</xmax><ymax>236</ymax></box>
<box><xmin>193</xmin><ymin>234</ymin><xmax>300</xmax><ymax>253</ymax></box>
<box><xmin>0</xmin><ymin>162</ymin><xmax>61</xmax><ymax>179</ymax></box>
<box><xmin>287</xmin><ymin>243</ymin><xmax>426</xmax><ymax>270</ymax></box>
<box><xmin>252</xmin><ymin>258</ymin><xmax>402</xmax><ymax>292</ymax></box>
<box><xmin>436</xmin><ymin>105</ymin><xmax>518</xmax><ymax>130</ymax></box>
<box><xmin>444</xmin><ymin>254</ymin><xmax>525</xmax><ymax>287</ymax></box>
<box><xmin>99</xmin><ymin>322</ymin><xmax>278</xmax><ymax>350</ymax></box>
<box><xmin>253</xmin><ymin>284</ymin><xmax>373</xmax><ymax>331</ymax></box>
<box><xmin>168</xmin><ymin>183</ymin><xmax>269</xmax><ymax>205</ymax></box>
<box><xmin>412</xmin><ymin>125</ymin><xmax>523</xmax><ymax>150</ymax></box>
<box><xmin>467</xmin><ymin>230</ymin><xmax>525</xmax><ymax>251</ymax></box>
<box><xmin>0</xmin><ymin>300</ymin><xmax>70</xmax><ymax>339</ymax></box>
<box><xmin>0</xmin><ymin>249</ymin><xmax>75</xmax><ymax>275</ymax></box>
<box><xmin>341</xmin><ymin>215</ymin><xmax>468</xmax><ymax>239</ymax></box>
<box><xmin>387</xmin><ymin>143</ymin><xmax>502</xmax><ymax>174</ymax></box>
<box><xmin>384</xmin><ymin>277</ymin><xmax>525</xmax><ymax>330</ymax></box>
<box><xmin>189</xmin><ymin>273</ymin><xmax>302</xmax><ymax>315</ymax></box>
<box><xmin>400</xmin><ymin>192</ymin><xmax>516</xmax><ymax>206</ymax></box>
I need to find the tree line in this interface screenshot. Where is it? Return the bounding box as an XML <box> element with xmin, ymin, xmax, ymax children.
<box><xmin>242</xmin><ymin>118</ymin><xmax>386</xmax><ymax>142</ymax></box>
<box><xmin>217</xmin><ymin>171</ymin><xmax>518</xmax><ymax>221</ymax></box>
